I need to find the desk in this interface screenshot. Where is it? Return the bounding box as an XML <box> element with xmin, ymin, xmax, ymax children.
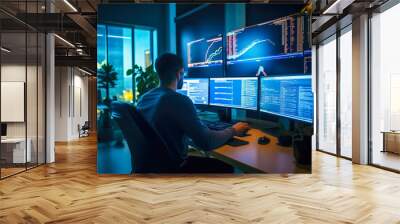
<box><xmin>381</xmin><ymin>131</ymin><xmax>400</xmax><ymax>154</ymax></box>
<box><xmin>210</xmin><ymin>128</ymin><xmax>307</xmax><ymax>173</ymax></box>
<box><xmin>1</xmin><ymin>138</ymin><xmax>31</xmax><ymax>164</ymax></box>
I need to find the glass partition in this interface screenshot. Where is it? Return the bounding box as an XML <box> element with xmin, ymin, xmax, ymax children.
<box><xmin>317</xmin><ymin>35</ymin><xmax>337</xmax><ymax>155</ymax></box>
<box><xmin>370</xmin><ymin>3</ymin><xmax>400</xmax><ymax>171</ymax></box>
<box><xmin>38</xmin><ymin>33</ymin><xmax>46</xmax><ymax>165</ymax></box>
<box><xmin>1</xmin><ymin>30</ymin><xmax>28</xmax><ymax>177</ymax></box>
<box><xmin>339</xmin><ymin>26</ymin><xmax>352</xmax><ymax>158</ymax></box>
<box><xmin>27</xmin><ymin>31</ymin><xmax>38</xmax><ymax>169</ymax></box>
<box><xmin>0</xmin><ymin>2</ymin><xmax>46</xmax><ymax>179</ymax></box>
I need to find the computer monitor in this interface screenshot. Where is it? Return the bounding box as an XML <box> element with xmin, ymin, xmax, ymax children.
<box><xmin>1</xmin><ymin>123</ymin><xmax>7</xmax><ymax>137</ymax></box>
<box><xmin>226</xmin><ymin>16</ymin><xmax>310</xmax><ymax>77</ymax></box>
<box><xmin>260</xmin><ymin>75</ymin><xmax>313</xmax><ymax>123</ymax></box>
<box><xmin>209</xmin><ymin>77</ymin><xmax>258</xmax><ymax>110</ymax></box>
<box><xmin>177</xmin><ymin>78</ymin><xmax>209</xmax><ymax>105</ymax></box>
<box><xmin>187</xmin><ymin>35</ymin><xmax>224</xmax><ymax>77</ymax></box>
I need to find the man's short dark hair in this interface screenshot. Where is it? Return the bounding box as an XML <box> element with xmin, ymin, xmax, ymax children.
<box><xmin>155</xmin><ymin>53</ymin><xmax>183</xmax><ymax>84</ymax></box>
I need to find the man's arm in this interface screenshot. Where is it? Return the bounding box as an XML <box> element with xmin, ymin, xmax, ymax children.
<box><xmin>171</xmin><ymin>96</ymin><xmax>234</xmax><ymax>151</ymax></box>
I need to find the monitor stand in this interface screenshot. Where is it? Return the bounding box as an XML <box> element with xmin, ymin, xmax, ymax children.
<box><xmin>217</xmin><ymin>108</ymin><xmax>232</xmax><ymax>123</ymax></box>
<box><xmin>217</xmin><ymin>108</ymin><xmax>251</xmax><ymax>125</ymax></box>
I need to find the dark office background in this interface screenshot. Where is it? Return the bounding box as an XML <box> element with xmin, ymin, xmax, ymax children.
<box><xmin>176</xmin><ymin>4</ymin><xmax>225</xmax><ymax>77</ymax></box>
<box><xmin>98</xmin><ymin>4</ymin><xmax>172</xmax><ymax>56</ymax></box>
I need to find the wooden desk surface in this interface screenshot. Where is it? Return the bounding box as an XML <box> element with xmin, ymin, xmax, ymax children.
<box><xmin>210</xmin><ymin>128</ymin><xmax>306</xmax><ymax>174</ymax></box>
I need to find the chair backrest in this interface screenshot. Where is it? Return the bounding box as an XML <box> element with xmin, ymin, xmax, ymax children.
<box><xmin>111</xmin><ymin>102</ymin><xmax>177</xmax><ymax>173</ymax></box>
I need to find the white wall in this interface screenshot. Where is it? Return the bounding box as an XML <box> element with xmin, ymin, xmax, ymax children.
<box><xmin>55</xmin><ymin>67</ymin><xmax>89</xmax><ymax>141</ymax></box>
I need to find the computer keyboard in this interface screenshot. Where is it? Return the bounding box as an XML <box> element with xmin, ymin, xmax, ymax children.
<box><xmin>201</xmin><ymin>120</ymin><xmax>235</xmax><ymax>131</ymax></box>
<box><xmin>227</xmin><ymin>137</ymin><xmax>249</xmax><ymax>146</ymax></box>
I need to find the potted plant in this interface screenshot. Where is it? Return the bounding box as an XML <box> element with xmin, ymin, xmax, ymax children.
<box><xmin>291</xmin><ymin>123</ymin><xmax>313</xmax><ymax>165</ymax></box>
<box><xmin>97</xmin><ymin>63</ymin><xmax>118</xmax><ymax>106</ymax></box>
<box><xmin>97</xmin><ymin>63</ymin><xmax>118</xmax><ymax>142</ymax></box>
<box><xmin>133</xmin><ymin>64</ymin><xmax>160</xmax><ymax>101</ymax></box>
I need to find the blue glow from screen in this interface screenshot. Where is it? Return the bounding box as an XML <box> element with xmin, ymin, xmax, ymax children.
<box><xmin>226</xmin><ymin>16</ymin><xmax>310</xmax><ymax>77</ymax></box>
<box><xmin>177</xmin><ymin>78</ymin><xmax>209</xmax><ymax>105</ymax></box>
<box><xmin>260</xmin><ymin>75</ymin><xmax>313</xmax><ymax>123</ymax></box>
<box><xmin>209</xmin><ymin>77</ymin><xmax>258</xmax><ymax>110</ymax></box>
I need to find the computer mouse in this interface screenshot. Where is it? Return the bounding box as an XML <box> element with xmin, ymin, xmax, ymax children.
<box><xmin>257</xmin><ymin>136</ymin><xmax>270</xmax><ymax>145</ymax></box>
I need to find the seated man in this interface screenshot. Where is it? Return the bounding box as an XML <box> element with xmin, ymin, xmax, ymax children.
<box><xmin>137</xmin><ymin>53</ymin><xmax>249</xmax><ymax>173</ymax></box>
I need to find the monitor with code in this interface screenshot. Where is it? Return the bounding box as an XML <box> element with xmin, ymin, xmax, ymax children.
<box><xmin>260</xmin><ymin>75</ymin><xmax>313</xmax><ymax>123</ymax></box>
<box><xmin>177</xmin><ymin>78</ymin><xmax>209</xmax><ymax>105</ymax></box>
<box><xmin>209</xmin><ymin>77</ymin><xmax>258</xmax><ymax>110</ymax></box>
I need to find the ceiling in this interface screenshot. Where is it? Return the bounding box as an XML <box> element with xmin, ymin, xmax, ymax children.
<box><xmin>1</xmin><ymin>0</ymin><xmax>310</xmax><ymax>74</ymax></box>
<box><xmin>312</xmin><ymin>0</ymin><xmax>390</xmax><ymax>43</ymax></box>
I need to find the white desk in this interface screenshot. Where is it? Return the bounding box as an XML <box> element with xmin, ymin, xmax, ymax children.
<box><xmin>1</xmin><ymin>138</ymin><xmax>31</xmax><ymax>163</ymax></box>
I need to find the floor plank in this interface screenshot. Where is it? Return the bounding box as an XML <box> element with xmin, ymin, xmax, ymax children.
<box><xmin>0</xmin><ymin>135</ymin><xmax>399</xmax><ymax>223</ymax></box>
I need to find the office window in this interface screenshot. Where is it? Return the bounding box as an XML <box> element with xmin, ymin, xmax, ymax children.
<box><xmin>153</xmin><ymin>30</ymin><xmax>158</xmax><ymax>68</ymax></box>
<box><xmin>339</xmin><ymin>27</ymin><xmax>352</xmax><ymax>158</ymax></box>
<box><xmin>96</xmin><ymin>24</ymin><xmax>157</xmax><ymax>174</ymax></box>
<box><xmin>107</xmin><ymin>26</ymin><xmax>133</xmax><ymax>103</ymax></box>
<box><xmin>134</xmin><ymin>29</ymin><xmax>151</xmax><ymax>69</ymax></box>
<box><xmin>97</xmin><ymin>25</ymin><xmax>157</xmax><ymax>104</ymax></box>
<box><xmin>97</xmin><ymin>25</ymin><xmax>107</xmax><ymax>67</ymax></box>
<box><xmin>371</xmin><ymin>3</ymin><xmax>400</xmax><ymax>171</ymax></box>
<box><xmin>317</xmin><ymin>35</ymin><xmax>337</xmax><ymax>154</ymax></box>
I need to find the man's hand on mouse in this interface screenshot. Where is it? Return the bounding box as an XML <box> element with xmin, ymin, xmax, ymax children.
<box><xmin>232</xmin><ymin>122</ymin><xmax>250</xmax><ymax>136</ymax></box>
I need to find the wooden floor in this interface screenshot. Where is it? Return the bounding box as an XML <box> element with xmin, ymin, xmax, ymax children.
<box><xmin>372</xmin><ymin>151</ymin><xmax>400</xmax><ymax>171</ymax></box>
<box><xmin>1</xmin><ymin>135</ymin><xmax>400</xmax><ymax>223</ymax></box>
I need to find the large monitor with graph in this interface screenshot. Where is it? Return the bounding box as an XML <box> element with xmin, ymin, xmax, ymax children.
<box><xmin>260</xmin><ymin>75</ymin><xmax>313</xmax><ymax>123</ymax></box>
<box><xmin>209</xmin><ymin>77</ymin><xmax>258</xmax><ymax>110</ymax></box>
<box><xmin>226</xmin><ymin>16</ymin><xmax>311</xmax><ymax>77</ymax></box>
<box><xmin>177</xmin><ymin>78</ymin><xmax>209</xmax><ymax>105</ymax></box>
<box><xmin>187</xmin><ymin>35</ymin><xmax>224</xmax><ymax>77</ymax></box>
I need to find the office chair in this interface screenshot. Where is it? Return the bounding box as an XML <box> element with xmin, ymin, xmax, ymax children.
<box><xmin>111</xmin><ymin>102</ymin><xmax>179</xmax><ymax>173</ymax></box>
<box><xmin>78</xmin><ymin>121</ymin><xmax>90</xmax><ymax>138</ymax></box>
